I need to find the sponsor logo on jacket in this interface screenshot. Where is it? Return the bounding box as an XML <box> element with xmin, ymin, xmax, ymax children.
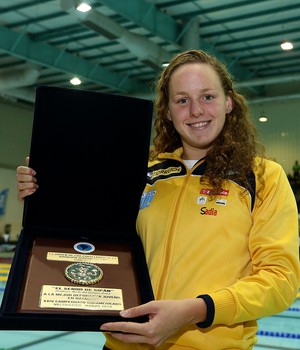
<box><xmin>197</xmin><ymin>196</ymin><xmax>207</xmax><ymax>204</ymax></box>
<box><xmin>147</xmin><ymin>166</ymin><xmax>182</xmax><ymax>180</ymax></box>
<box><xmin>200</xmin><ymin>188</ymin><xmax>229</xmax><ymax>196</ymax></box>
<box><xmin>140</xmin><ymin>190</ymin><xmax>156</xmax><ymax>209</ymax></box>
<box><xmin>200</xmin><ymin>207</ymin><xmax>218</xmax><ymax>216</ymax></box>
<box><xmin>216</xmin><ymin>199</ymin><xmax>227</xmax><ymax>206</ymax></box>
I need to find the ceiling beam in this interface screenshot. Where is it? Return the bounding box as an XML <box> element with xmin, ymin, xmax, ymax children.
<box><xmin>96</xmin><ymin>0</ymin><xmax>180</xmax><ymax>45</ymax></box>
<box><xmin>249</xmin><ymin>93</ymin><xmax>300</xmax><ymax>104</ymax></box>
<box><xmin>61</xmin><ymin>0</ymin><xmax>172</xmax><ymax>69</ymax></box>
<box><xmin>0</xmin><ymin>25</ymin><xmax>148</xmax><ymax>94</ymax></box>
<box><xmin>235</xmin><ymin>73</ymin><xmax>300</xmax><ymax>88</ymax></box>
<box><xmin>96</xmin><ymin>0</ymin><xmax>256</xmax><ymax>81</ymax></box>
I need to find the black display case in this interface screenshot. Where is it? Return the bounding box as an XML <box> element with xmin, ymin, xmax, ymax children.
<box><xmin>0</xmin><ymin>86</ymin><xmax>154</xmax><ymax>331</ymax></box>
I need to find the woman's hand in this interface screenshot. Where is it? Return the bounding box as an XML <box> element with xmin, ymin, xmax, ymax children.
<box><xmin>100</xmin><ymin>298</ymin><xmax>206</xmax><ymax>347</ymax></box>
<box><xmin>16</xmin><ymin>157</ymin><xmax>38</xmax><ymax>202</ymax></box>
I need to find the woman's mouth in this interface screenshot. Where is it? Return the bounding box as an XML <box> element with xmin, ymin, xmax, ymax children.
<box><xmin>188</xmin><ymin>121</ymin><xmax>210</xmax><ymax>129</ymax></box>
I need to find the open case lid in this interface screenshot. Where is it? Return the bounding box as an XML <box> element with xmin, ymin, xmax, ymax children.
<box><xmin>23</xmin><ymin>85</ymin><xmax>153</xmax><ymax>235</ymax></box>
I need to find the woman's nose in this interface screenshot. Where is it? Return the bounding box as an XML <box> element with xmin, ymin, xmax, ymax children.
<box><xmin>191</xmin><ymin>101</ymin><xmax>204</xmax><ymax>118</ymax></box>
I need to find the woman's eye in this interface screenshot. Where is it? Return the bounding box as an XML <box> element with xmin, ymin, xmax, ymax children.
<box><xmin>203</xmin><ymin>95</ymin><xmax>214</xmax><ymax>101</ymax></box>
<box><xmin>178</xmin><ymin>98</ymin><xmax>189</xmax><ymax>104</ymax></box>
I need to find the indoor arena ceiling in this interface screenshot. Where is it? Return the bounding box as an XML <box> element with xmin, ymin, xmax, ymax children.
<box><xmin>0</xmin><ymin>0</ymin><xmax>300</xmax><ymax>107</ymax></box>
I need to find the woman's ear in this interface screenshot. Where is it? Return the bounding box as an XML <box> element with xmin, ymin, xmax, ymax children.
<box><xmin>167</xmin><ymin>110</ymin><xmax>172</xmax><ymax>121</ymax></box>
<box><xmin>226</xmin><ymin>96</ymin><xmax>233</xmax><ymax>114</ymax></box>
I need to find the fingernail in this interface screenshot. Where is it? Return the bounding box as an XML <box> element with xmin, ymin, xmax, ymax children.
<box><xmin>120</xmin><ymin>310</ymin><xmax>128</xmax><ymax>317</ymax></box>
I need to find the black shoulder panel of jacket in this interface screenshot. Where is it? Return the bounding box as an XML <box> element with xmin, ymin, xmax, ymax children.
<box><xmin>247</xmin><ymin>171</ymin><xmax>256</xmax><ymax>212</ymax></box>
<box><xmin>224</xmin><ymin>171</ymin><xmax>256</xmax><ymax>212</ymax></box>
<box><xmin>147</xmin><ymin>159</ymin><xmax>186</xmax><ymax>185</ymax></box>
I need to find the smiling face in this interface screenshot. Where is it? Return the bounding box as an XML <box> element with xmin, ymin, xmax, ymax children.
<box><xmin>167</xmin><ymin>63</ymin><xmax>233</xmax><ymax>160</ymax></box>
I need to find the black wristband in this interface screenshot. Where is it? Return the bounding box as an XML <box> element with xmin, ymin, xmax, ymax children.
<box><xmin>196</xmin><ymin>294</ymin><xmax>215</xmax><ymax>328</ymax></box>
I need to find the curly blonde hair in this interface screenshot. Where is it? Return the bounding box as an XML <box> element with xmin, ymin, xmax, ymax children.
<box><xmin>152</xmin><ymin>49</ymin><xmax>266</xmax><ymax>199</ymax></box>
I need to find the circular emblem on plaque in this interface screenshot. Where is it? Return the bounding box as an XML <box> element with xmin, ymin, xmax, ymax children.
<box><xmin>74</xmin><ymin>242</ymin><xmax>95</xmax><ymax>253</ymax></box>
<box><xmin>64</xmin><ymin>262</ymin><xmax>103</xmax><ymax>285</ymax></box>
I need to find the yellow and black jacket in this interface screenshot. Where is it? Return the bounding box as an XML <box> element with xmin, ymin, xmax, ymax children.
<box><xmin>106</xmin><ymin>147</ymin><xmax>300</xmax><ymax>350</ymax></box>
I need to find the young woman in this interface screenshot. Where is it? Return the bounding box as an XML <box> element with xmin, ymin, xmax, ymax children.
<box><xmin>17</xmin><ymin>50</ymin><xmax>300</xmax><ymax>350</ymax></box>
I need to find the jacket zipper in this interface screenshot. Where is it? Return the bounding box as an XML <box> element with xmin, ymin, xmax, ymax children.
<box><xmin>155</xmin><ymin>165</ymin><xmax>192</xmax><ymax>300</ymax></box>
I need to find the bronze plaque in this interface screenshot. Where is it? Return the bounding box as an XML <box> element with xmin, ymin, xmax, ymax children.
<box><xmin>18</xmin><ymin>237</ymin><xmax>141</xmax><ymax>316</ymax></box>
